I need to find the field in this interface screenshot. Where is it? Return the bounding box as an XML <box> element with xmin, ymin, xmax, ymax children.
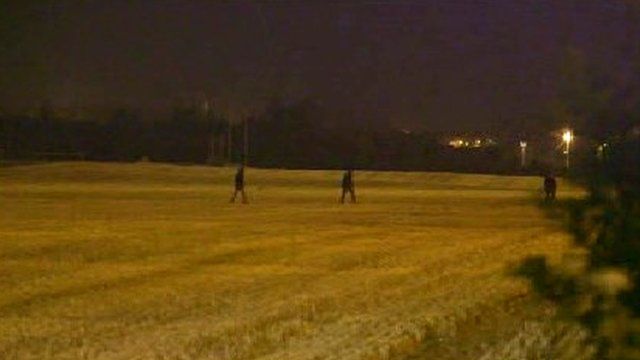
<box><xmin>0</xmin><ymin>163</ymin><xmax>584</xmax><ymax>359</ymax></box>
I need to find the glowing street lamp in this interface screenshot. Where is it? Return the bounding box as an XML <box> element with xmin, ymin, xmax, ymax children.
<box><xmin>519</xmin><ymin>141</ymin><xmax>527</xmax><ymax>168</ymax></box>
<box><xmin>562</xmin><ymin>129</ymin><xmax>573</xmax><ymax>170</ymax></box>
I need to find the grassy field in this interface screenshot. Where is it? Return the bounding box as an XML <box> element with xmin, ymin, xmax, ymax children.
<box><xmin>0</xmin><ymin>162</ymin><xmax>584</xmax><ymax>359</ymax></box>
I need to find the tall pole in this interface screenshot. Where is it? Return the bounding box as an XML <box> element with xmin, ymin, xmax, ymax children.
<box><xmin>227</xmin><ymin>116</ymin><xmax>232</xmax><ymax>162</ymax></box>
<box><xmin>205</xmin><ymin>99</ymin><xmax>215</xmax><ymax>164</ymax></box>
<box><xmin>565</xmin><ymin>140</ymin><xmax>570</xmax><ymax>170</ymax></box>
<box><xmin>243</xmin><ymin>116</ymin><xmax>249</xmax><ymax>166</ymax></box>
<box><xmin>1</xmin><ymin>116</ymin><xmax>8</xmax><ymax>161</ymax></box>
<box><xmin>562</xmin><ymin>130</ymin><xmax>572</xmax><ymax>171</ymax></box>
<box><xmin>208</xmin><ymin>119</ymin><xmax>216</xmax><ymax>164</ymax></box>
<box><xmin>209</xmin><ymin>135</ymin><xmax>215</xmax><ymax>162</ymax></box>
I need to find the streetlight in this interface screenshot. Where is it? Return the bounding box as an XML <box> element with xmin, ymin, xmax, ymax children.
<box><xmin>519</xmin><ymin>141</ymin><xmax>527</xmax><ymax>168</ymax></box>
<box><xmin>562</xmin><ymin>129</ymin><xmax>573</xmax><ymax>170</ymax></box>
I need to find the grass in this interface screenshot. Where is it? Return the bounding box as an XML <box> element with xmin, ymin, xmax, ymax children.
<box><xmin>0</xmin><ymin>162</ymin><xmax>584</xmax><ymax>359</ymax></box>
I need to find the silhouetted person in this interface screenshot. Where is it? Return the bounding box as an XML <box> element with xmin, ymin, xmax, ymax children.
<box><xmin>340</xmin><ymin>169</ymin><xmax>356</xmax><ymax>203</ymax></box>
<box><xmin>230</xmin><ymin>165</ymin><xmax>248</xmax><ymax>204</ymax></box>
<box><xmin>543</xmin><ymin>175</ymin><xmax>557</xmax><ymax>202</ymax></box>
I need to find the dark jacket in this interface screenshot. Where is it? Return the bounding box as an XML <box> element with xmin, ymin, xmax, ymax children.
<box><xmin>544</xmin><ymin>176</ymin><xmax>556</xmax><ymax>192</ymax></box>
<box><xmin>342</xmin><ymin>171</ymin><xmax>353</xmax><ymax>189</ymax></box>
<box><xmin>235</xmin><ymin>168</ymin><xmax>244</xmax><ymax>189</ymax></box>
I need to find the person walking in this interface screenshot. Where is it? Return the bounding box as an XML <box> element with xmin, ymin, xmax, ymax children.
<box><xmin>543</xmin><ymin>174</ymin><xmax>557</xmax><ymax>202</ymax></box>
<box><xmin>340</xmin><ymin>169</ymin><xmax>356</xmax><ymax>204</ymax></box>
<box><xmin>230</xmin><ymin>165</ymin><xmax>248</xmax><ymax>204</ymax></box>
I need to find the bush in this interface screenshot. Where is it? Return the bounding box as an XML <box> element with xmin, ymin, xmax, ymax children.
<box><xmin>518</xmin><ymin>136</ymin><xmax>640</xmax><ymax>359</ymax></box>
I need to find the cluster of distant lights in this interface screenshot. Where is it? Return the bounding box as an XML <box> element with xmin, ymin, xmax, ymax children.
<box><xmin>448</xmin><ymin>129</ymin><xmax>577</xmax><ymax>169</ymax></box>
<box><xmin>448</xmin><ymin>128</ymin><xmax>617</xmax><ymax>169</ymax></box>
<box><xmin>448</xmin><ymin>138</ymin><xmax>495</xmax><ymax>148</ymax></box>
<box><xmin>520</xmin><ymin>129</ymin><xmax>572</xmax><ymax>150</ymax></box>
<box><xmin>449</xmin><ymin>129</ymin><xmax>610</xmax><ymax>153</ymax></box>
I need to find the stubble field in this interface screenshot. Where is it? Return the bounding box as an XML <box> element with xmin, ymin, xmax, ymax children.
<box><xmin>0</xmin><ymin>162</ymin><xmax>583</xmax><ymax>359</ymax></box>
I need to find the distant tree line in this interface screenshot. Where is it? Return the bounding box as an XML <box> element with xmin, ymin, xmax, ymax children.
<box><xmin>0</xmin><ymin>99</ymin><xmax>537</xmax><ymax>174</ymax></box>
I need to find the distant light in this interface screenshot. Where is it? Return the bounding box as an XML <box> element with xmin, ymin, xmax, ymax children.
<box><xmin>597</xmin><ymin>142</ymin><xmax>608</xmax><ymax>160</ymax></box>
<box><xmin>448</xmin><ymin>139</ymin><xmax>464</xmax><ymax>148</ymax></box>
<box><xmin>562</xmin><ymin>130</ymin><xmax>573</xmax><ymax>144</ymax></box>
<box><xmin>448</xmin><ymin>137</ymin><xmax>499</xmax><ymax>149</ymax></box>
<box><xmin>519</xmin><ymin>141</ymin><xmax>527</xmax><ymax>148</ymax></box>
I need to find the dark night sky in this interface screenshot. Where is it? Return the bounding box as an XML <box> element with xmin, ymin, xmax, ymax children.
<box><xmin>0</xmin><ymin>1</ymin><xmax>635</xmax><ymax>130</ymax></box>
